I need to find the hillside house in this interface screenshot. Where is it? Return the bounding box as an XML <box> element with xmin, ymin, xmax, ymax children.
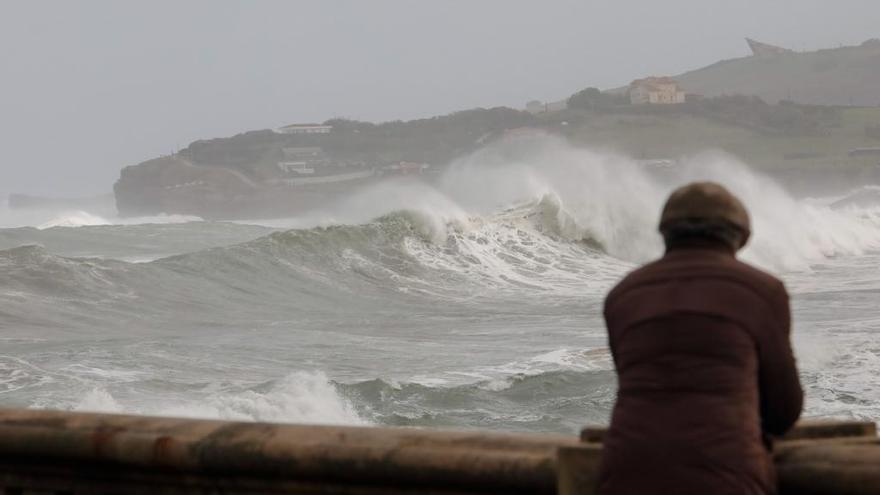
<box><xmin>629</xmin><ymin>77</ymin><xmax>686</xmax><ymax>105</ymax></box>
<box><xmin>276</xmin><ymin>146</ymin><xmax>330</xmax><ymax>175</ymax></box>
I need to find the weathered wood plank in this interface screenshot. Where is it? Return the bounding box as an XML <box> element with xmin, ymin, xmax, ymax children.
<box><xmin>0</xmin><ymin>409</ymin><xmax>878</xmax><ymax>494</ymax></box>
<box><xmin>776</xmin><ymin>442</ymin><xmax>880</xmax><ymax>495</ymax></box>
<box><xmin>0</xmin><ymin>409</ymin><xmax>573</xmax><ymax>494</ymax></box>
<box><xmin>555</xmin><ymin>445</ymin><xmax>602</xmax><ymax>495</ymax></box>
<box><xmin>580</xmin><ymin>419</ymin><xmax>879</xmax><ymax>444</ymax></box>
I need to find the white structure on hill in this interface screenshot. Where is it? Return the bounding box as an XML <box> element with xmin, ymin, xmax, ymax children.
<box><xmin>629</xmin><ymin>77</ymin><xmax>686</xmax><ymax>105</ymax></box>
<box><xmin>276</xmin><ymin>124</ymin><xmax>333</xmax><ymax>135</ymax></box>
<box><xmin>746</xmin><ymin>38</ymin><xmax>792</xmax><ymax>57</ymax></box>
<box><xmin>525</xmin><ymin>99</ymin><xmax>568</xmax><ymax>114</ymax></box>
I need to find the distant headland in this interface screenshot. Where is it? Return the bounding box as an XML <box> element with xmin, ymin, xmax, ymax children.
<box><xmin>111</xmin><ymin>39</ymin><xmax>880</xmax><ymax>219</ymax></box>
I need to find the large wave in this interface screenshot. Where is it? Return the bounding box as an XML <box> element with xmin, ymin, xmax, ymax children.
<box><xmin>264</xmin><ymin>135</ymin><xmax>880</xmax><ymax>272</ymax></box>
<box><xmin>4</xmin><ymin>137</ymin><xmax>880</xmax><ymax>431</ymax></box>
<box><xmin>4</xmin><ymin>137</ymin><xmax>880</xmax><ymax>334</ymax></box>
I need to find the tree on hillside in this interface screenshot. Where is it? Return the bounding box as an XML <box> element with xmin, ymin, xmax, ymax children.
<box><xmin>686</xmin><ymin>96</ymin><xmax>840</xmax><ymax>136</ymax></box>
<box><xmin>568</xmin><ymin>87</ymin><xmax>624</xmax><ymax>110</ymax></box>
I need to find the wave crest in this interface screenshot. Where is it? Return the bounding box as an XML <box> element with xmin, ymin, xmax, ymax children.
<box><xmin>65</xmin><ymin>371</ymin><xmax>366</xmax><ymax>425</ymax></box>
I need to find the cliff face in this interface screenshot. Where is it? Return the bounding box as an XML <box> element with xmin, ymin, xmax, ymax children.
<box><xmin>114</xmin><ymin>155</ymin><xmax>261</xmax><ymax>219</ymax></box>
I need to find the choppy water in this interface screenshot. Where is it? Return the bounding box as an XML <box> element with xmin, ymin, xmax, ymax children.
<box><xmin>2</xmin><ymin>137</ymin><xmax>879</xmax><ymax>433</ymax></box>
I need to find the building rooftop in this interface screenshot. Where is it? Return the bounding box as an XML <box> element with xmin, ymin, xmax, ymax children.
<box><xmin>279</xmin><ymin>123</ymin><xmax>332</xmax><ymax>129</ymax></box>
<box><xmin>630</xmin><ymin>77</ymin><xmax>684</xmax><ymax>93</ymax></box>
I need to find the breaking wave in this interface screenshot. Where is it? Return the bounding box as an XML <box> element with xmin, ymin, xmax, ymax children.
<box><xmin>3</xmin><ymin>140</ymin><xmax>880</xmax><ymax>321</ymax></box>
<box><xmin>4</xmin><ymin>136</ymin><xmax>880</xmax><ymax>431</ymax></box>
<box><xmin>58</xmin><ymin>371</ymin><xmax>367</xmax><ymax>425</ymax></box>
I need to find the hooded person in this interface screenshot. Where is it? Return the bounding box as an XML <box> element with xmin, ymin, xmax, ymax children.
<box><xmin>598</xmin><ymin>182</ymin><xmax>803</xmax><ymax>494</ymax></box>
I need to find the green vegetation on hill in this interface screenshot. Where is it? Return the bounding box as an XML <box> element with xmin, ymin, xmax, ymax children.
<box><xmin>176</xmin><ymin>97</ymin><xmax>880</xmax><ymax>178</ymax></box>
<box><xmin>674</xmin><ymin>39</ymin><xmax>880</xmax><ymax>107</ymax></box>
<box><xmin>547</xmin><ymin>70</ymin><xmax>880</xmax><ymax>169</ymax></box>
<box><xmin>179</xmin><ymin>107</ymin><xmax>537</xmax><ymax>174</ymax></box>
<box><xmin>565</xmin><ymin>92</ymin><xmax>845</xmax><ymax>136</ymax></box>
<box><xmin>321</xmin><ymin>106</ymin><xmax>536</xmax><ymax>163</ymax></box>
<box><xmin>545</xmin><ymin>105</ymin><xmax>880</xmax><ymax>169</ymax></box>
<box><xmin>567</xmin><ymin>87</ymin><xmax>627</xmax><ymax>110</ymax></box>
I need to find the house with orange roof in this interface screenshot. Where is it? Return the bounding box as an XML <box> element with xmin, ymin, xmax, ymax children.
<box><xmin>629</xmin><ymin>77</ymin><xmax>686</xmax><ymax>105</ymax></box>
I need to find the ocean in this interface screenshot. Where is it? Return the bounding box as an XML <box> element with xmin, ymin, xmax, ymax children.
<box><xmin>2</xmin><ymin>137</ymin><xmax>879</xmax><ymax>434</ymax></box>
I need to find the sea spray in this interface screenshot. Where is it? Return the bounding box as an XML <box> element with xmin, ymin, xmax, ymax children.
<box><xmin>2</xmin><ymin>136</ymin><xmax>880</xmax><ymax>433</ymax></box>
<box><xmin>67</xmin><ymin>372</ymin><xmax>367</xmax><ymax>425</ymax></box>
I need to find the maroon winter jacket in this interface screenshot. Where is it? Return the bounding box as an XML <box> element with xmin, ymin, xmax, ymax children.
<box><xmin>598</xmin><ymin>240</ymin><xmax>803</xmax><ymax>495</ymax></box>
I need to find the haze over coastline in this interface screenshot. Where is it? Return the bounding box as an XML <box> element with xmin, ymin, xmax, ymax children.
<box><xmin>2</xmin><ymin>0</ymin><xmax>880</xmax><ymax>196</ymax></box>
<box><xmin>4</xmin><ymin>138</ymin><xmax>880</xmax><ymax>430</ymax></box>
<box><xmin>2</xmin><ymin>0</ymin><xmax>880</xmax><ymax>441</ymax></box>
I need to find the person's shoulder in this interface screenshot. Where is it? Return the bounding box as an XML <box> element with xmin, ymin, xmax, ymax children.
<box><xmin>714</xmin><ymin>258</ymin><xmax>789</xmax><ymax>310</ymax></box>
<box><xmin>728</xmin><ymin>257</ymin><xmax>786</xmax><ymax>294</ymax></box>
<box><xmin>605</xmin><ymin>258</ymin><xmax>664</xmax><ymax>303</ymax></box>
<box><xmin>606</xmin><ymin>254</ymin><xmax>786</xmax><ymax>306</ymax></box>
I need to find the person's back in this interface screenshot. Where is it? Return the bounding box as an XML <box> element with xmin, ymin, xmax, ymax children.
<box><xmin>598</xmin><ymin>183</ymin><xmax>803</xmax><ymax>495</ymax></box>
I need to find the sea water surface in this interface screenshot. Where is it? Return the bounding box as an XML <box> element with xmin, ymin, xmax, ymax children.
<box><xmin>2</xmin><ymin>138</ymin><xmax>879</xmax><ymax>433</ymax></box>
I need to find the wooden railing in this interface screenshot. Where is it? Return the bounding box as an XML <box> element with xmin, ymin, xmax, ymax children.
<box><xmin>564</xmin><ymin>421</ymin><xmax>880</xmax><ymax>495</ymax></box>
<box><xmin>0</xmin><ymin>409</ymin><xmax>876</xmax><ymax>494</ymax></box>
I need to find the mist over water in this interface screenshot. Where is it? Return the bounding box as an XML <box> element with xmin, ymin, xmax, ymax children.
<box><xmin>2</xmin><ymin>137</ymin><xmax>880</xmax><ymax>432</ymax></box>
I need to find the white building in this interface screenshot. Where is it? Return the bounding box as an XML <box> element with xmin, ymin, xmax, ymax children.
<box><xmin>526</xmin><ymin>100</ymin><xmax>545</xmax><ymax>114</ymax></box>
<box><xmin>525</xmin><ymin>99</ymin><xmax>568</xmax><ymax>114</ymax></box>
<box><xmin>629</xmin><ymin>77</ymin><xmax>686</xmax><ymax>105</ymax></box>
<box><xmin>276</xmin><ymin>124</ymin><xmax>333</xmax><ymax>135</ymax></box>
<box><xmin>278</xmin><ymin>162</ymin><xmax>315</xmax><ymax>174</ymax></box>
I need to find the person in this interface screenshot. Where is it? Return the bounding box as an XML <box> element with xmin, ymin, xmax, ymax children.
<box><xmin>598</xmin><ymin>182</ymin><xmax>803</xmax><ymax>494</ymax></box>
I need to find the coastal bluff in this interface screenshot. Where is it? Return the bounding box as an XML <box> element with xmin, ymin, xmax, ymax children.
<box><xmin>112</xmin><ymin>109</ymin><xmax>535</xmax><ymax>219</ymax></box>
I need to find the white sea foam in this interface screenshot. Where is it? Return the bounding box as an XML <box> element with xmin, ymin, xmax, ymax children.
<box><xmin>414</xmin><ymin>348</ymin><xmax>614</xmax><ymax>392</ymax></box>
<box><xmin>402</xmin><ymin>208</ymin><xmax>633</xmax><ymax>296</ymax></box>
<box><xmin>66</xmin><ymin>371</ymin><xmax>366</xmax><ymax>425</ymax></box>
<box><xmin>37</xmin><ymin>211</ymin><xmax>111</xmax><ymax>229</ymax></box>
<box><xmin>673</xmin><ymin>153</ymin><xmax>880</xmax><ymax>271</ymax></box>
<box><xmin>36</xmin><ymin>211</ymin><xmax>202</xmax><ymax>229</ymax></box>
<box><xmin>0</xmin><ymin>202</ymin><xmax>204</xmax><ymax>229</ymax></box>
<box><xmin>478</xmin><ymin>347</ymin><xmax>613</xmax><ymax>392</ymax></box>
<box><xmin>796</xmin><ymin>325</ymin><xmax>880</xmax><ymax>421</ymax></box>
<box><xmin>6</xmin><ymin>135</ymin><xmax>880</xmax><ymax>430</ymax></box>
<box><xmin>73</xmin><ymin>388</ymin><xmax>124</xmax><ymax>413</ymax></box>
<box><xmin>335</xmin><ymin>137</ymin><xmax>880</xmax><ymax>275</ymax></box>
<box><xmin>8</xmin><ymin>137</ymin><xmax>879</xmax><ymax>278</ymax></box>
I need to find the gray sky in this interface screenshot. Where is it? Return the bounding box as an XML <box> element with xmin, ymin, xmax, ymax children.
<box><xmin>1</xmin><ymin>0</ymin><xmax>877</xmax><ymax>196</ymax></box>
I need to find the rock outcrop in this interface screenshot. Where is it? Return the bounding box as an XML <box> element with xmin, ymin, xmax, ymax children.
<box><xmin>115</xmin><ymin>155</ymin><xmax>258</xmax><ymax>219</ymax></box>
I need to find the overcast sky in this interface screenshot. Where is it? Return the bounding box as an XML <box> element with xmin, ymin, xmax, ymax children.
<box><xmin>1</xmin><ymin>0</ymin><xmax>877</xmax><ymax>196</ymax></box>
